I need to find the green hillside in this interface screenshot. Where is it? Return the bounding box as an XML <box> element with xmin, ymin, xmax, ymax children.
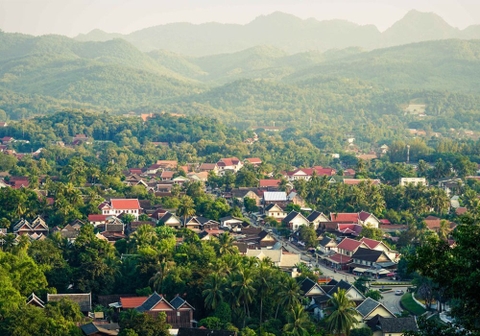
<box><xmin>286</xmin><ymin>39</ymin><xmax>480</xmax><ymax>92</ymax></box>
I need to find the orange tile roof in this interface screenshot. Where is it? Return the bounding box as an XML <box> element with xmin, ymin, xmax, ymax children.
<box><xmin>111</xmin><ymin>199</ymin><xmax>141</xmax><ymax>209</ymax></box>
<box><xmin>120</xmin><ymin>297</ymin><xmax>148</xmax><ymax>309</ymax></box>
<box><xmin>259</xmin><ymin>179</ymin><xmax>281</xmax><ymax>187</ymax></box>
<box><xmin>330</xmin><ymin>213</ymin><xmax>359</xmax><ymax>222</ymax></box>
<box><xmin>337</xmin><ymin>238</ymin><xmax>363</xmax><ymax>251</ymax></box>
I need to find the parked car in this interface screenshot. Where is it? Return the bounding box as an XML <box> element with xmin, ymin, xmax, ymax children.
<box><xmin>395</xmin><ymin>290</ymin><xmax>404</xmax><ymax>296</ymax></box>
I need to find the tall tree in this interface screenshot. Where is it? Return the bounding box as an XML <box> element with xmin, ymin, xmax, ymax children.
<box><xmin>326</xmin><ymin>288</ymin><xmax>359</xmax><ymax>336</ymax></box>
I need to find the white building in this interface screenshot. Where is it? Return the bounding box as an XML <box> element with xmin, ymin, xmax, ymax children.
<box><xmin>99</xmin><ymin>199</ymin><xmax>141</xmax><ymax>219</ymax></box>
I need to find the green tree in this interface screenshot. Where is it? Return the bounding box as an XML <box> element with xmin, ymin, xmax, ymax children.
<box><xmin>203</xmin><ymin>273</ymin><xmax>225</xmax><ymax>311</ymax></box>
<box><xmin>177</xmin><ymin>195</ymin><xmax>196</xmax><ymax>227</ymax></box>
<box><xmin>282</xmin><ymin>303</ymin><xmax>312</xmax><ymax>336</ymax></box>
<box><xmin>326</xmin><ymin>288</ymin><xmax>359</xmax><ymax>336</ymax></box>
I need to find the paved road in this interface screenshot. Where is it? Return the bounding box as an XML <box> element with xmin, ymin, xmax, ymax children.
<box><xmin>379</xmin><ymin>288</ymin><xmax>408</xmax><ymax>314</ymax></box>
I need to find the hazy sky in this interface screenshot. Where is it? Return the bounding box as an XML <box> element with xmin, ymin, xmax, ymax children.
<box><xmin>1</xmin><ymin>0</ymin><xmax>480</xmax><ymax>37</ymax></box>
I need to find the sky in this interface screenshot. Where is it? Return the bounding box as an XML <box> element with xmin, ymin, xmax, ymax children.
<box><xmin>1</xmin><ymin>0</ymin><xmax>480</xmax><ymax>37</ymax></box>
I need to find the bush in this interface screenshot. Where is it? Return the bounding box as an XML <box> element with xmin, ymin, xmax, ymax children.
<box><xmin>350</xmin><ymin>327</ymin><xmax>373</xmax><ymax>336</ymax></box>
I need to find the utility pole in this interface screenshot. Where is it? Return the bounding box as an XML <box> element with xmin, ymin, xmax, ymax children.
<box><xmin>406</xmin><ymin>145</ymin><xmax>410</xmax><ymax>164</ymax></box>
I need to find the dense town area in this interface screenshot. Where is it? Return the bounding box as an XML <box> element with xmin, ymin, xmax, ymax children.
<box><xmin>0</xmin><ymin>111</ymin><xmax>479</xmax><ymax>336</ymax></box>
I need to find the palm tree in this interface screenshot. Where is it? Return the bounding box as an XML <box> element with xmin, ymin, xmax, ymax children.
<box><xmin>216</xmin><ymin>232</ymin><xmax>236</xmax><ymax>255</ymax></box>
<box><xmin>202</xmin><ymin>273</ymin><xmax>225</xmax><ymax>311</ymax></box>
<box><xmin>177</xmin><ymin>195</ymin><xmax>195</xmax><ymax>227</ymax></box>
<box><xmin>230</xmin><ymin>267</ymin><xmax>256</xmax><ymax>327</ymax></box>
<box><xmin>326</xmin><ymin>288</ymin><xmax>359</xmax><ymax>336</ymax></box>
<box><xmin>130</xmin><ymin>224</ymin><xmax>157</xmax><ymax>251</ymax></box>
<box><xmin>149</xmin><ymin>260</ymin><xmax>174</xmax><ymax>294</ymax></box>
<box><xmin>255</xmin><ymin>258</ymin><xmax>273</xmax><ymax>327</ymax></box>
<box><xmin>275</xmin><ymin>276</ymin><xmax>301</xmax><ymax>319</ymax></box>
<box><xmin>438</xmin><ymin>219</ymin><xmax>450</xmax><ymax>240</ymax></box>
<box><xmin>429</xmin><ymin>188</ymin><xmax>450</xmax><ymax>214</ymax></box>
<box><xmin>283</xmin><ymin>304</ymin><xmax>312</xmax><ymax>336</ymax></box>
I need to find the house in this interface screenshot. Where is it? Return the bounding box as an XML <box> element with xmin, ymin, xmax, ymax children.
<box><xmin>259</xmin><ymin>179</ymin><xmax>281</xmax><ymax>190</ymax></box>
<box><xmin>359</xmin><ymin>237</ymin><xmax>398</xmax><ymax>262</ymax></box>
<box><xmin>220</xmin><ymin>216</ymin><xmax>244</xmax><ymax>229</ymax></box>
<box><xmin>235</xmin><ymin>228</ymin><xmax>277</xmax><ymax>248</ymax></box>
<box><xmin>156</xmin><ymin>160</ymin><xmax>178</xmax><ymax>170</ymax></box>
<box><xmin>177</xmin><ymin>328</ymin><xmax>237</xmax><ymax>336</ymax></box>
<box><xmin>13</xmin><ymin>216</ymin><xmax>49</xmax><ymax>236</ymax></box>
<box><xmin>231</xmin><ymin>188</ymin><xmax>262</xmax><ymax>207</ymax></box>
<box><xmin>199</xmin><ymin>163</ymin><xmax>218</xmax><ymax>174</ymax></box>
<box><xmin>287</xmin><ymin>192</ymin><xmax>306</xmax><ymax>207</ymax></box>
<box><xmin>358</xmin><ymin>211</ymin><xmax>380</xmax><ymax>228</ymax></box>
<box><xmin>184</xmin><ymin>216</ymin><xmax>219</xmax><ymax>233</ymax></box>
<box><xmin>47</xmin><ymin>293</ymin><xmax>92</xmax><ymax>313</ymax></box>
<box><xmin>337</xmin><ymin>238</ymin><xmax>369</xmax><ymax>257</ymax></box>
<box><xmin>88</xmin><ymin>215</ymin><xmax>111</xmax><ymax>226</ymax></box>
<box><xmin>187</xmin><ymin>172</ymin><xmax>209</xmax><ymax>182</ymax></box>
<box><xmin>146</xmin><ymin>164</ymin><xmax>162</xmax><ymax>175</ymax></box>
<box><xmin>328</xmin><ymin>279</ymin><xmax>365</xmax><ymax>303</ymax></box>
<box><xmin>263</xmin><ymin>191</ymin><xmax>288</xmax><ymax>207</ymax></box>
<box><xmin>244</xmin><ymin>158</ymin><xmax>262</xmax><ymax>166</ymax></box>
<box><xmin>307</xmin><ymin>211</ymin><xmax>329</xmax><ymax>228</ymax></box>
<box><xmin>264</xmin><ymin>203</ymin><xmax>287</xmax><ymax>220</ymax></box>
<box><xmin>1</xmin><ymin>136</ymin><xmax>14</xmax><ymax>144</ymax></box>
<box><xmin>282</xmin><ymin>211</ymin><xmax>310</xmax><ymax>231</ymax></box>
<box><xmin>356</xmin><ymin>298</ymin><xmax>396</xmax><ymax>322</ymax></box>
<box><xmin>300</xmin><ymin>278</ymin><xmax>329</xmax><ymax>297</ymax></box>
<box><xmin>27</xmin><ymin>292</ymin><xmax>45</xmax><ymax>308</ymax></box>
<box><xmin>72</xmin><ymin>134</ymin><xmax>93</xmax><ymax>145</ymax></box>
<box><xmin>172</xmin><ymin>176</ymin><xmax>189</xmax><ymax>185</ymax></box>
<box><xmin>317</xmin><ymin>236</ymin><xmax>338</xmax><ymax>254</ymax></box>
<box><xmin>160</xmin><ymin>171</ymin><xmax>175</xmax><ymax>181</ymax></box>
<box><xmin>438</xmin><ymin>178</ymin><xmax>463</xmax><ymax>196</ymax></box>
<box><xmin>99</xmin><ymin>199</ymin><xmax>141</xmax><ymax>219</ymax></box>
<box><xmin>424</xmin><ymin>215</ymin><xmax>441</xmax><ymax>231</ymax></box>
<box><xmin>116</xmin><ymin>292</ymin><xmax>194</xmax><ymax>328</ymax></box>
<box><xmin>216</xmin><ymin>157</ymin><xmax>243</xmax><ymax>174</ymax></box>
<box><xmin>80</xmin><ymin>322</ymin><xmax>119</xmax><ymax>336</ymax></box>
<box><xmin>246</xmin><ymin>248</ymin><xmax>300</xmax><ymax>268</ymax></box>
<box><xmin>349</xmin><ymin>248</ymin><xmax>395</xmax><ymax>275</ymax></box>
<box><xmin>368</xmin><ymin>315</ymin><xmax>419</xmax><ymax>336</ymax></box>
<box><xmin>343</xmin><ymin>169</ymin><xmax>356</xmax><ymax>177</ymax></box>
<box><xmin>158</xmin><ymin>212</ymin><xmax>182</xmax><ymax>229</ymax></box>
<box><xmin>8</xmin><ymin>176</ymin><xmax>29</xmax><ymax>189</ymax></box>
<box><xmin>399</xmin><ymin>177</ymin><xmax>427</xmax><ymax>187</ymax></box>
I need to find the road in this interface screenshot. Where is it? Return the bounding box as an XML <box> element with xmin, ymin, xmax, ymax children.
<box><xmin>379</xmin><ymin>288</ymin><xmax>408</xmax><ymax>314</ymax></box>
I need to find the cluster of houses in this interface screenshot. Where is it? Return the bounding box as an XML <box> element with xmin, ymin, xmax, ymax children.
<box><xmin>301</xmin><ymin>278</ymin><xmax>418</xmax><ymax>335</ymax></box>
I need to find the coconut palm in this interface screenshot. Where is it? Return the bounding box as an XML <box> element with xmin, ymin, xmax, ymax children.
<box><xmin>283</xmin><ymin>304</ymin><xmax>312</xmax><ymax>336</ymax></box>
<box><xmin>255</xmin><ymin>258</ymin><xmax>273</xmax><ymax>326</ymax></box>
<box><xmin>275</xmin><ymin>276</ymin><xmax>301</xmax><ymax>318</ymax></box>
<box><xmin>429</xmin><ymin>188</ymin><xmax>450</xmax><ymax>214</ymax></box>
<box><xmin>176</xmin><ymin>195</ymin><xmax>195</xmax><ymax>227</ymax></box>
<box><xmin>130</xmin><ymin>224</ymin><xmax>157</xmax><ymax>250</ymax></box>
<box><xmin>326</xmin><ymin>288</ymin><xmax>359</xmax><ymax>336</ymax></box>
<box><xmin>230</xmin><ymin>267</ymin><xmax>256</xmax><ymax>327</ymax></box>
<box><xmin>216</xmin><ymin>232</ymin><xmax>236</xmax><ymax>255</ymax></box>
<box><xmin>202</xmin><ymin>273</ymin><xmax>225</xmax><ymax>310</ymax></box>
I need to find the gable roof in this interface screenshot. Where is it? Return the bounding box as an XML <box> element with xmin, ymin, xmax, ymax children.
<box><xmin>328</xmin><ymin>280</ymin><xmax>365</xmax><ymax>299</ymax></box>
<box><xmin>120</xmin><ymin>296</ymin><xmax>148</xmax><ymax>309</ymax></box>
<box><xmin>300</xmin><ymin>278</ymin><xmax>321</xmax><ymax>295</ymax></box>
<box><xmin>351</xmin><ymin>247</ymin><xmax>385</xmax><ymax>262</ymax></box>
<box><xmin>199</xmin><ymin>163</ymin><xmax>217</xmax><ymax>170</ymax></box>
<box><xmin>27</xmin><ymin>292</ymin><xmax>45</xmax><ymax>308</ymax></box>
<box><xmin>136</xmin><ymin>292</ymin><xmax>174</xmax><ymax>312</ymax></box>
<box><xmin>265</xmin><ymin>203</ymin><xmax>284</xmax><ymax>212</ymax></box>
<box><xmin>330</xmin><ymin>213</ymin><xmax>359</xmax><ymax>222</ymax></box>
<box><xmin>244</xmin><ymin>158</ymin><xmax>262</xmax><ymax>164</ymax></box>
<box><xmin>259</xmin><ymin>179</ymin><xmax>281</xmax><ymax>187</ymax></box>
<box><xmin>356</xmin><ymin>298</ymin><xmax>395</xmax><ymax>319</ymax></box>
<box><xmin>170</xmin><ymin>296</ymin><xmax>195</xmax><ymax>310</ymax></box>
<box><xmin>337</xmin><ymin>238</ymin><xmax>364</xmax><ymax>252</ymax></box>
<box><xmin>282</xmin><ymin>211</ymin><xmax>309</xmax><ymax>224</ymax></box>
<box><xmin>307</xmin><ymin>211</ymin><xmax>328</xmax><ymax>222</ymax></box>
<box><xmin>318</xmin><ymin>236</ymin><xmax>336</xmax><ymax>247</ymax></box>
<box><xmin>359</xmin><ymin>237</ymin><xmax>381</xmax><ymax>249</ymax></box>
<box><xmin>377</xmin><ymin>316</ymin><xmax>419</xmax><ymax>333</ymax></box>
<box><xmin>47</xmin><ymin>293</ymin><xmax>92</xmax><ymax>312</ymax></box>
<box><xmin>110</xmin><ymin>199</ymin><xmax>140</xmax><ymax>209</ymax></box>
<box><xmin>80</xmin><ymin>322</ymin><xmax>119</xmax><ymax>336</ymax></box>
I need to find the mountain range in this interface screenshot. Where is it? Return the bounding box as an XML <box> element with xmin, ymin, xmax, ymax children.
<box><xmin>74</xmin><ymin>10</ymin><xmax>480</xmax><ymax>56</ymax></box>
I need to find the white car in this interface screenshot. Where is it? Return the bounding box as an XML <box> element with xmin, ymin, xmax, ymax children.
<box><xmin>395</xmin><ymin>290</ymin><xmax>404</xmax><ymax>296</ymax></box>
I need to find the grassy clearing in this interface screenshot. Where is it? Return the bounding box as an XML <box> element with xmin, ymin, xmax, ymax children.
<box><xmin>400</xmin><ymin>292</ymin><xmax>426</xmax><ymax>316</ymax></box>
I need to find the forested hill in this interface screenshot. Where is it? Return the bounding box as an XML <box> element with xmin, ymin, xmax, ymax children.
<box><xmin>74</xmin><ymin>10</ymin><xmax>480</xmax><ymax>56</ymax></box>
<box><xmin>2</xmin><ymin>30</ymin><xmax>480</xmax><ymax>138</ymax></box>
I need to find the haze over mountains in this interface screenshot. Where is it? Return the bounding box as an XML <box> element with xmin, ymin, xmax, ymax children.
<box><xmin>75</xmin><ymin>10</ymin><xmax>480</xmax><ymax>56</ymax></box>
